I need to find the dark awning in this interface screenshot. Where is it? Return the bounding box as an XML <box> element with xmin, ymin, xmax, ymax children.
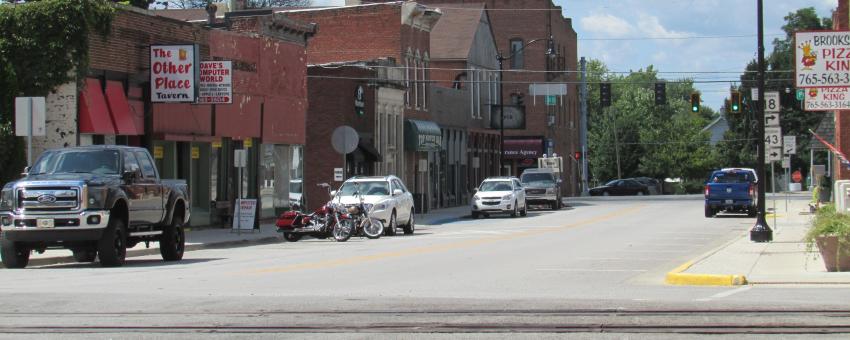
<box><xmin>404</xmin><ymin>119</ymin><xmax>442</xmax><ymax>151</ymax></box>
<box><xmin>503</xmin><ymin>138</ymin><xmax>543</xmax><ymax>159</ymax></box>
<box><xmin>79</xmin><ymin>78</ymin><xmax>116</xmax><ymax>135</ymax></box>
<box><xmin>357</xmin><ymin>138</ymin><xmax>382</xmax><ymax>162</ymax></box>
<box><xmin>104</xmin><ymin>80</ymin><xmax>144</xmax><ymax>135</ymax></box>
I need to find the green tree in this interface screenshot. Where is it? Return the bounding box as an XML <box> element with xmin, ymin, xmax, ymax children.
<box><xmin>586</xmin><ymin>59</ymin><xmax>715</xmax><ymax>188</ymax></box>
<box><xmin>722</xmin><ymin>7</ymin><xmax>833</xmax><ymax>183</ymax></box>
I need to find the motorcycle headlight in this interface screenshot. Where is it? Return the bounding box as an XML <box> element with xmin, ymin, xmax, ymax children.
<box><xmin>0</xmin><ymin>187</ymin><xmax>12</xmax><ymax>210</ymax></box>
<box><xmin>86</xmin><ymin>187</ymin><xmax>108</xmax><ymax>209</ymax></box>
<box><xmin>502</xmin><ymin>194</ymin><xmax>513</xmax><ymax>201</ymax></box>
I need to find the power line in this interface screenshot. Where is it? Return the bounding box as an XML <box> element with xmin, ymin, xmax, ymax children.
<box><xmin>579</xmin><ymin>33</ymin><xmax>784</xmax><ymax>41</ymax></box>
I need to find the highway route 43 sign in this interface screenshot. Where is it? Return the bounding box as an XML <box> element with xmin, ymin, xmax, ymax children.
<box><xmin>764</xmin><ymin>127</ymin><xmax>782</xmax><ymax>147</ymax></box>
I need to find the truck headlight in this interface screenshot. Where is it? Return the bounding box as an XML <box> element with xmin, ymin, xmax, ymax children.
<box><xmin>0</xmin><ymin>188</ymin><xmax>12</xmax><ymax>210</ymax></box>
<box><xmin>547</xmin><ymin>188</ymin><xmax>556</xmax><ymax>194</ymax></box>
<box><xmin>87</xmin><ymin>187</ymin><xmax>108</xmax><ymax>209</ymax></box>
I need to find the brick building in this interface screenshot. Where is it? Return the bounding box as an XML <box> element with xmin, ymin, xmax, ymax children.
<box><xmin>406</xmin><ymin>0</ymin><xmax>580</xmax><ymax>196</ymax></box>
<box><xmin>31</xmin><ymin>6</ymin><xmax>313</xmax><ymax>226</ymax></box>
<box><xmin>834</xmin><ymin>0</ymin><xmax>849</xmax><ymax>180</ymax></box>
<box><xmin>280</xmin><ymin>2</ymin><xmax>444</xmax><ymax>211</ymax></box>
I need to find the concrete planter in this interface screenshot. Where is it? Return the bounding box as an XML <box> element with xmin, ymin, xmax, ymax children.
<box><xmin>816</xmin><ymin>236</ymin><xmax>850</xmax><ymax>272</ymax></box>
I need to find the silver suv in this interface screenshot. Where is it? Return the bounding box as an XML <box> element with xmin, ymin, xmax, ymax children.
<box><xmin>520</xmin><ymin>168</ymin><xmax>561</xmax><ymax>210</ymax></box>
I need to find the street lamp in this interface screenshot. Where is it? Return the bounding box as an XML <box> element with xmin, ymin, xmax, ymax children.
<box><xmin>497</xmin><ymin>35</ymin><xmax>556</xmax><ymax>176</ymax></box>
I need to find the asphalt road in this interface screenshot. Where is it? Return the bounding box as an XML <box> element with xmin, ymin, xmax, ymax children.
<box><xmin>1</xmin><ymin>195</ymin><xmax>849</xmax><ymax>338</ymax></box>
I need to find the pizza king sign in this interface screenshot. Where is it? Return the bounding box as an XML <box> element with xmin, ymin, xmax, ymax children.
<box><xmin>150</xmin><ymin>45</ymin><xmax>197</xmax><ymax>103</ymax></box>
<box><xmin>804</xmin><ymin>87</ymin><xmax>850</xmax><ymax>111</ymax></box>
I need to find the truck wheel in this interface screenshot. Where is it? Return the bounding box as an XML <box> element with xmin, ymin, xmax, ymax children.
<box><xmin>1</xmin><ymin>233</ymin><xmax>29</xmax><ymax>269</ymax></box>
<box><xmin>160</xmin><ymin>218</ymin><xmax>185</xmax><ymax>262</ymax></box>
<box><xmin>551</xmin><ymin>200</ymin><xmax>559</xmax><ymax>211</ymax></box>
<box><xmin>704</xmin><ymin>205</ymin><xmax>715</xmax><ymax>218</ymax></box>
<box><xmin>72</xmin><ymin>248</ymin><xmax>97</xmax><ymax>262</ymax></box>
<box><xmin>98</xmin><ymin>218</ymin><xmax>127</xmax><ymax>267</ymax></box>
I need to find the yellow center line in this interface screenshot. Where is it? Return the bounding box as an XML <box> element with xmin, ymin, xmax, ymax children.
<box><xmin>247</xmin><ymin>204</ymin><xmax>647</xmax><ymax>275</ymax></box>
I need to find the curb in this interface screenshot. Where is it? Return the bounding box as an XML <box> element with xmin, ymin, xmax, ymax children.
<box><xmin>664</xmin><ymin>231</ymin><xmax>750</xmax><ymax>286</ymax></box>
<box><xmin>16</xmin><ymin>235</ymin><xmax>282</xmax><ymax>268</ymax></box>
<box><xmin>665</xmin><ymin>260</ymin><xmax>748</xmax><ymax>286</ymax></box>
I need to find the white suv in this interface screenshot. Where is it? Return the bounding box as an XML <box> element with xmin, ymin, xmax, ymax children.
<box><xmin>331</xmin><ymin>175</ymin><xmax>415</xmax><ymax>235</ymax></box>
<box><xmin>471</xmin><ymin>177</ymin><xmax>527</xmax><ymax>219</ymax></box>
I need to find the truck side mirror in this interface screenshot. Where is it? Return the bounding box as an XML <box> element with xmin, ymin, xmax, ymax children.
<box><xmin>21</xmin><ymin>166</ymin><xmax>30</xmax><ymax>177</ymax></box>
<box><xmin>393</xmin><ymin>189</ymin><xmax>403</xmax><ymax>196</ymax></box>
<box><xmin>122</xmin><ymin>170</ymin><xmax>137</xmax><ymax>182</ymax></box>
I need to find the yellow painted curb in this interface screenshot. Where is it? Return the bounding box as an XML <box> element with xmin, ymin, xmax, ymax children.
<box><xmin>665</xmin><ymin>261</ymin><xmax>748</xmax><ymax>286</ymax></box>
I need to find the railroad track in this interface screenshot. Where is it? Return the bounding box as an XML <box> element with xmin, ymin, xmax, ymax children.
<box><xmin>1</xmin><ymin>309</ymin><xmax>849</xmax><ymax>334</ymax></box>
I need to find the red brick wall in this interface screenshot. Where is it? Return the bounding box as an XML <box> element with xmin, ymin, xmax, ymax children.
<box><xmin>89</xmin><ymin>8</ymin><xmax>210</xmax><ymax>76</ymax></box>
<box><xmin>304</xmin><ymin>66</ymin><xmax>376</xmax><ymax>209</ymax></box>
<box><xmin>834</xmin><ymin>0</ymin><xmax>849</xmax><ymax>180</ymax></box>
<box><xmin>283</xmin><ymin>5</ymin><xmax>403</xmax><ymax>64</ymax></box>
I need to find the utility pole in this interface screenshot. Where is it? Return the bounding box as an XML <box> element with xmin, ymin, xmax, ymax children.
<box><xmin>580</xmin><ymin>57</ymin><xmax>589</xmax><ymax>194</ymax></box>
<box><xmin>751</xmin><ymin>0</ymin><xmax>772</xmax><ymax>242</ymax></box>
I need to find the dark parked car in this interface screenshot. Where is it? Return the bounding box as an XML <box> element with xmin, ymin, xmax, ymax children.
<box><xmin>589</xmin><ymin>179</ymin><xmax>649</xmax><ymax>196</ymax></box>
<box><xmin>628</xmin><ymin>177</ymin><xmax>661</xmax><ymax>195</ymax></box>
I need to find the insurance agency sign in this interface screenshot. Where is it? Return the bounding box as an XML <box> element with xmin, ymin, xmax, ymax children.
<box><xmin>150</xmin><ymin>45</ymin><xmax>198</xmax><ymax>103</ymax></box>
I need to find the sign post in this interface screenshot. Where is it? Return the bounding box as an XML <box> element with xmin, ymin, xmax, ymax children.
<box><xmin>15</xmin><ymin>97</ymin><xmax>46</xmax><ymax>166</ymax></box>
<box><xmin>232</xmin><ymin>149</ymin><xmax>256</xmax><ymax>234</ymax></box>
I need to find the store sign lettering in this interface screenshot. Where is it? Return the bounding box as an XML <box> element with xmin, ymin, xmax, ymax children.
<box><xmin>198</xmin><ymin>61</ymin><xmax>232</xmax><ymax>104</ymax></box>
<box><xmin>150</xmin><ymin>45</ymin><xmax>196</xmax><ymax>102</ymax></box>
<box><xmin>418</xmin><ymin>134</ymin><xmax>441</xmax><ymax>149</ymax></box>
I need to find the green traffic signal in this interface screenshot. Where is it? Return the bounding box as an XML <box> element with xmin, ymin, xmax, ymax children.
<box><xmin>730</xmin><ymin>91</ymin><xmax>741</xmax><ymax>113</ymax></box>
<box><xmin>690</xmin><ymin>93</ymin><xmax>700</xmax><ymax>113</ymax></box>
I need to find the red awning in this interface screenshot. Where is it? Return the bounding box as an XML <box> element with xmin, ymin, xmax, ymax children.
<box><xmin>79</xmin><ymin>78</ymin><xmax>116</xmax><ymax>134</ymax></box>
<box><xmin>104</xmin><ymin>81</ymin><xmax>144</xmax><ymax>135</ymax></box>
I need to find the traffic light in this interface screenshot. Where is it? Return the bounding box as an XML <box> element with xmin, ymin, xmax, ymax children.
<box><xmin>654</xmin><ymin>82</ymin><xmax>666</xmax><ymax>105</ymax></box>
<box><xmin>690</xmin><ymin>93</ymin><xmax>700</xmax><ymax>113</ymax></box>
<box><xmin>600</xmin><ymin>83</ymin><xmax>611</xmax><ymax>107</ymax></box>
<box><xmin>730</xmin><ymin>91</ymin><xmax>741</xmax><ymax>113</ymax></box>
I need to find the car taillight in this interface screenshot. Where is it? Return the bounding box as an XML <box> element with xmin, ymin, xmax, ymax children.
<box><xmin>749</xmin><ymin>184</ymin><xmax>755</xmax><ymax>197</ymax></box>
<box><xmin>704</xmin><ymin>185</ymin><xmax>710</xmax><ymax>197</ymax></box>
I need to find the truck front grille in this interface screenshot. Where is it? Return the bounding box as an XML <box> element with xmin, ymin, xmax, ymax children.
<box><xmin>17</xmin><ymin>187</ymin><xmax>80</xmax><ymax>212</ymax></box>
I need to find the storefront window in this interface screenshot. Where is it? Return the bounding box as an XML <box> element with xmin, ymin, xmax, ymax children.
<box><xmin>260</xmin><ymin>144</ymin><xmax>304</xmax><ymax>218</ymax></box>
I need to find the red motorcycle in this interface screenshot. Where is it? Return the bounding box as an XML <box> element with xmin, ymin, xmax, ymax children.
<box><xmin>276</xmin><ymin>184</ymin><xmax>354</xmax><ymax>242</ymax></box>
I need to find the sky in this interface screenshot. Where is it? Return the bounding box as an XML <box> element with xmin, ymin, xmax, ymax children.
<box><xmin>313</xmin><ymin>0</ymin><xmax>836</xmax><ymax>111</ymax></box>
<box><xmin>559</xmin><ymin>0</ymin><xmax>836</xmax><ymax>111</ymax></box>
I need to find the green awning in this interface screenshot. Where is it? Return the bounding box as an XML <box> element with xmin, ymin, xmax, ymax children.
<box><xmin>404</xmin><ymin>119</ymin><xmax>442</xmax><ymax>151</ymax></box>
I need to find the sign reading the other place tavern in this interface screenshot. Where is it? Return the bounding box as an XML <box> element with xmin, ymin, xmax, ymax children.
<box><xmin>150</xmin><ymin>45</ymin><xmax>197</xmax><ymax>103</ymax></box>
<box><xmin>198</xmin><ymin>61</ymin><xmax>232</xmax><ymax>104</ymax></box>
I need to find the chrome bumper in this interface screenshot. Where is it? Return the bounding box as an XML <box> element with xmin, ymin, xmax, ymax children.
<box><xmin>0</xmin><ymin>210</ymin><xmax>110</xmax><ymax>231</ymax></box>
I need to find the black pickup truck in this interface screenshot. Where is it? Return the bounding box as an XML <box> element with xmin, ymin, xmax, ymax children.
<box><xmin>0</xmin><ymin>146</ymin><xmax>190</xmax><ymax>268</ymax></box>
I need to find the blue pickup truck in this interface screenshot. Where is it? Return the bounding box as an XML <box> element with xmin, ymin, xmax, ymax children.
<box><xmin>704</xmin><ymin>169</ymin><xmax>757</xmax><ymax>218</ymax></box>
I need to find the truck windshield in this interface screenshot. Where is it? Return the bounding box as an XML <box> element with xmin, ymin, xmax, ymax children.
<box><xmin>710</xmin><ymin>172</ymin><xmax>751</xmax><ymax>183</ymax></box>
<box><xmin>30</xmin><ymin>150</ymin><xmax>121</xmax><ymax>175</ymax></box>
<box><xmin>521</xmin><ymin>173</ymin><xmax>555</xmax><ymax>185</ymax></box>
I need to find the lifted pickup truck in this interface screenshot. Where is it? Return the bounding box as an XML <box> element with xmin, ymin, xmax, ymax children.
<box><xmin>0</xmin><ymin>146</ymin><xmax>190</xmax><ymax>268</ymax></box>
<box><xmin>704</xmin><ymin>169</ymin><xmax>757</xmax><ymax>218</ymax></box>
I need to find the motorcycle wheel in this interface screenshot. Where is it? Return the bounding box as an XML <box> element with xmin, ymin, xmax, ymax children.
<box><xmin>283</xmin><ymin>233</ymin><xmax>302</xmax><ymax>242</ymax></box>
<box><xmin>333</xmin><ymin>219</ymin><xmax>353</xmax><ymax>242</ymax></box>
<box><xmin>362</xmin><ymin>218</ymin><xmax>384</xmax><ymax>239</ymax></box>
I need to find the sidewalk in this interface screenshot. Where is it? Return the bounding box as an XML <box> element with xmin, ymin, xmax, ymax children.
<box><xmin>10</xmin><ymin>205</ymin><xmax>473</xmax><ymax>268</ymax></box>
<box><xmin>668</xmin><ymin>191</ymin><xmax>850</xmax><ymax>285</ymax></box>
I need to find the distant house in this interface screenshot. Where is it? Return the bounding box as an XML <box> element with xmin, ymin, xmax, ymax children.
<box><xmin>702</xmin><ymin>115</ymin><xmax>729</xmax><ymax>146</ymax></box>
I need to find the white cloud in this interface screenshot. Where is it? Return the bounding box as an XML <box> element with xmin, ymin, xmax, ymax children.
<box><xmin>636</xmin><ymin>15</ymin><xmax>690</xmax><ymax>39</ymax></box>
<box><xmin>579</xmin><ymin>14</ymin><xmax>635</xmax><ymax>38</ymax></box>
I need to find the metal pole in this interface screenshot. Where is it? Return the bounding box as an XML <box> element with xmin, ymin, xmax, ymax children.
<box><xmin>580</xmin><ymin>57</ymin><xmax>589</xmax><ymax>194</ymax></box>
<box><xmin>771</xmin><ymin>162</ymin><xmax>775</xmax><ymax>194</ymax></box>
<box><xmin>498</xmin><ymin>56</ymin><xmax>505</xmax><ymax>176</ymax></box>
<box><xmin>751</xmin><ymin>0</ymin><xmax>773</xmax><ymax>242</ymax></box>
<box><xmin>611</xmin><ymin>107</ymin><xmax>622</xmax><ymax>179</ymax></box>
<box><xmin>27</xmin><ymin>97</ymin><xmax>33</xmax><ymax>166</ymax></box>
